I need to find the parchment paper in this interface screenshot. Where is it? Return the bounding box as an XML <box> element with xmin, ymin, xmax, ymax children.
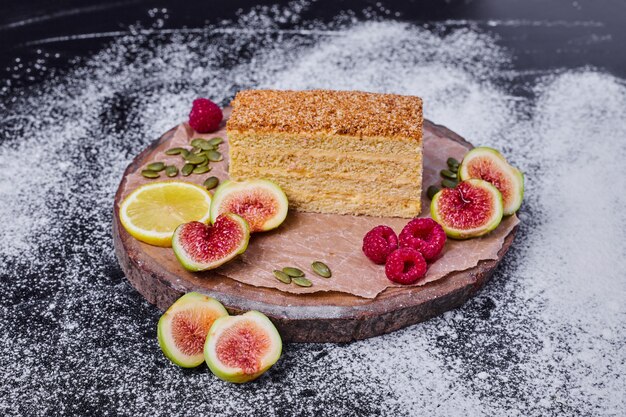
<box><xmin>121</xmin><ymin>116</ymin><xmax>519</xmax><ymax>299</ymax></box>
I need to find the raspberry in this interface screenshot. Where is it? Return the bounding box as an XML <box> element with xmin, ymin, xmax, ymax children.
<box><xmin>399</xmin><ymin>218</ymin><xmax>446</xmax><ymax>262</ymax></box>
<box><xmin>188</xmin><ymin>98</ymin><xmax>223</xmax><ymax>133</ymax></box>
<box><xmin>362</xmin><ymin>225</ymin><xmax>398</xmax><ymax>264</ymax></box>
<box><xmin>384</xmin><ymin>248</ymin><xmax>427</xmax><ymax>285</ymax></box>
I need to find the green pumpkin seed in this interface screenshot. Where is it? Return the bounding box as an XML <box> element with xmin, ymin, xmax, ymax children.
<box><xmin>190</xmin><ymin>138</ymin><xmax>206</xmax><ymax>147</ymax></box>
<box><xmin>440</xmin><ymin>169</ymin><xmax>457</xmax><ymax>180</ymax></box>
<box><xmin>447</xmin><ymin>157</ymin><xmax>460</xmax><ymax>166</ymax></box>
<box><xmin>185</xmin><ymin>154</ymin><xmax>206</xmax><ymax>165</ymax></box>
<box><xmin>192</xmin><ymin>165</ymin><xmax>212</xmax><ymax>174</ymax></box>
<box><xmin>146</xmin><ymin>162</ymin><xmax>165</xmax><ymax>172</ymax></box>
<box><xmin>447</xmin><ymin>157</ymin><xmax>460</xmax><ymax>169</ymax></box>
<box><xmin>311</xmin><ymin>261</ymin><xmax>331</xmax><ymax>278</ymax></box>
<box><xmin>208</xmin><ymin>137</ymin><xmax>223</xmax><ymax>146</ymax></box>
<box><xmin>165</xmin><ymin>165</ymin><xmax>178</xmax><ymax>177</ymax></box>
<box><xmin>442</xmin><ymin>179</ymin><xmax>458</xmax><ymax>189</ymax></box>
<box><xmin>196</xmin><ymin>157</ymin><xmax>209</xmax><ymax>167</ymax></box>
<box><xmin>165</xmin><ymin>147</ymin><xmax>185</xmax><ymax>155</ymax></box>
<box><xmin>292</xmin><ymin>276</ymin><xmax>312</xmax><ymax>287</ymax></box>
<box><xmin>203</xmin><ymin>176</ymin><xmax>219</xmax><ymax>190</ymax></box>
<box><xmin>141</xmin><ymin>169</ymin><xmax>159</xmax><ymax>179</ymax></box>
<box><xmin>206</xmin><ymin>150</ymin><xmax>223</xmax><ymax>162</ymax></box>
<box><xmin>191</xmin><ymin>146</ymin><xmax>202</xmax><ymax>154</ymax></box>
<box><xmin>191</xmin><ymin>138</ymin><xmax>214</xmax><ymax>150</ymax></box>
<box><xmin>273</xmin><ymin>270</ymin><xmax>292</xmax><ymax>284</ymax></box>
<box><xmin>427</xmin><ymin>185</ymin><xmax>440</xmax><ymax>199</ymax></box>
<box><xmin>180</xmin><ymin>149</ymin><xmax>190</xmax><ymax>159</ymax></box>
<box><xmin>181</xmin><ymin>163</ymin><xmax>194</xmax><ymax>176</ymax></box>
<box><xmin>282</xmin><ymin>267</ymin><xmax>304</xmax><ymax>277</ymax></box>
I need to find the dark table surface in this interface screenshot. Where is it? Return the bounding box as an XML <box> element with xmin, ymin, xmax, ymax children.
<box><xmin>1</xmin><ymin>1</ymin><xmax>625</xmax><ymax>416</ymax></box>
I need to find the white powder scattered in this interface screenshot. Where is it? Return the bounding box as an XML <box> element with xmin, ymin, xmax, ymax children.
<box><xmin>0</xmin><ymin>2</ymin><xmax>624</xmax><ymax>416</ymax></box>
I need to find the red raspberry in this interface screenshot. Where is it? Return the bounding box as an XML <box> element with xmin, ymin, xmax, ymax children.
<box><xmin>362</xmin><ymin>225</ymin><xmax>398</xmax><ymax>264</ymax></box>
<box><xmin>385</xmin><ymin>247</ymin><xmax>427</xmax><ymax>285</ymax></box>
<box><xmin>188</xmin><ymin>98</ymin><xmax>223</xmax><ymax>133</ymax></box>
<box><xmin>399</xmin><ymin>218</ymin><xmax>446</xmax><ymax>262</ymax></box>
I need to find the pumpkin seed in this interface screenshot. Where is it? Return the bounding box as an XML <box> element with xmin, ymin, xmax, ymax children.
<box><xmin>203</xmin><ymin>176</ymin><xmax>219</xmax><ymax>190</ymax></box>
<box><xmin>181</xmin><ymin>163</ymin><xmax>194</xmax><ymax>176</ymax></box>
<box><xmin>165</xmin><ymin>147</ymin><xmax>185</xmax><ymax>155</ymax></box>
<box><xmin>190</xmin><ymin>138</ymin><xmax>206</xmax><ymax>147</ymax></box>
<box><xmin>191</xmin><ymin>146</ymin><xmax>202</xmax><ymax>154</ymax></box>
<box><xmin>442</xmin><ymin>179</ymin><xmax>458</xmax><ymax>188</ymax></box>
<box><xmin>196</xmin><ymin>157</ymin><xmax>209</xmax><ymax>167</ymax></box>
<box><xmin>292</xmin><ymin>276</ymin><xmax>312</xmax><ymax>287</ymax></box>
<box><xmin>440</xmin><ymin>169</ymin><xmax>457</xmax><ymax>180</ymax></box>
<box><xmin>146</xmin><ymin>162</ymin><xmax>165</xmax><ymax>172</ymax></box>
<box><xmin>206</xmin><ymin>150</ymin><xmax>223</xmax><ymax>162</ymax></box>
<box><xmin>427</xmin><ymin>185</ymin><xmax>440</xmax><ymax>199</ymax></box>
<box><xmin>208</xmin><ymin>137</ymin><xmax>223</xmax><ymax>146</ymax></box>
<box><xmin>192</xmin><ymin>138</ymin><xmax>214</xmax><ymax>150</ymax></box>
<box><xmin>165</xmin><ymin>165</ymin><xmax>178</xmax><ymax>177</ymax></box>
<box><xmin>185</xmin><ymin>154</ymin><xmax>206</xmax><ymax>165</ymax></box>
<box><xmin>180</xmin><ymin>149</ymin><xmax>190</xmax><ymax>159</ymax></box>
<box><xmin>282</xmin><ymin>267</ymin><xmax>304</xmax><ymax>277</ymax></box>
<box><xmin>273</xmin><ymin>270</ymin><xmax>292</xmax><ymax>284</ymax></box>
<box><xmin>192</xmin><ymin>165</ymin><xmax>212</xmax><ymax>174</ymax></box>
<box><xmin>311</xmin><ymin>261</ymin><xmax>331</xmax><ymax>278</ymax></box>
<box><xmin>141</xmin><ymin>169</ymin><xmax>159</xmax><ymax>179</ymax></box>
<box><xmin>447</xmin><ymin>157</ymin><xmax>460</xmax><ymax>170</ymax></box>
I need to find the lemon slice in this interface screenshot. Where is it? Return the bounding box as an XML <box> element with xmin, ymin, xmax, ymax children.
<box><xmin>119</xmin><ymin>181</ymin><xmax>212</xmax><ymax>247</ymax></box>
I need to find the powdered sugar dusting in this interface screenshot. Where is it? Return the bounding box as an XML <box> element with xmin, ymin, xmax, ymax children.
<box><xmin>1</xmin><ymin>2</ymin><xmax>625</xmax><ymax>416</ymax></box>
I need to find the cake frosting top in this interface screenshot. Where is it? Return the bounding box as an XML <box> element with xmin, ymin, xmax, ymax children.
<box><xmin>227</xmin><ymin>89</ymin><xmax>423</xmax><ymax>139</ymax></box>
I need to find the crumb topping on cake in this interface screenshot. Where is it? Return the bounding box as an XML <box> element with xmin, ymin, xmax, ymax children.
<box><xmin>227</xmin><ymin>89</ymin><xmax>423</xmax><ymax>139</ymax></box>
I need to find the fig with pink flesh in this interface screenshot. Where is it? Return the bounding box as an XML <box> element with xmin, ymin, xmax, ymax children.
<box><xmin>204</xmin><ymin>310</ymin><xmax>282</xmax><ymax>383</ymax></box>
<box><xmin>172</xmin><ymin>213</ymin><xmax>250</xmax><ymax>271</ymax></box>
<box><xmin>210</xmin><ymin>179</ymin><xmax>288</xmax><ymax>233</ymax></box>
<box><xmin>458</xmin><ymin>147</ymin><xmax>524</xmax><ymax>216</ymax></box>
<box><xmin>431</xmin><ymin>179</ymin><xmax>504</xmax><ymax>239</ymax></box>
<box><xmin>157</xmin><ymin>292</ymin><xmax>229</xmax><ymax>367</ymax></box>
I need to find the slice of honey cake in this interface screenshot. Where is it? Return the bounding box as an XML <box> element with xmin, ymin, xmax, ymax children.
<box><xmin>226</xmin><ymin>89</ymin><xmax>423</xmax><ymax>218</ymax></box>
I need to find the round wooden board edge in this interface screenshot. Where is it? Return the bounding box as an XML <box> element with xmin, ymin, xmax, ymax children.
<box><xmin>112</xmin><ymin>119</ymin><xmax>518</xmax><ymax>343</ymax></box>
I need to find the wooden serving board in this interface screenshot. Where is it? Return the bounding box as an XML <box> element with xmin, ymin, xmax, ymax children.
<box><xmin>113</xmin><ymin>119</ymin><xmax>517</xmax><ymax>343</ymax></box>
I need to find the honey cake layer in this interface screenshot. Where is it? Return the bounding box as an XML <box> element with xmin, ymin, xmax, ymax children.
<box><xmin>228</xmin><ymin>173</ymin><xmax>422</xmax><ymax>199</ymax></box>
<box><xmin>229</xmin><ymin>148</ymin><xmax>422</xmax><ymax>184</ymax></box>
<box><xmin>228</xmin><ymin>89</ymin><xmax>423</xmax><ymax>140</ymax></box>
<box><xmin>228</xmin><ymin>131</ymin><xmax>421</xmax><ymax>155</ymax></box>
<box><xmin>281</xmin><ymin>184</ymin><xmax>420</xmax><ymax>217</ymax></box>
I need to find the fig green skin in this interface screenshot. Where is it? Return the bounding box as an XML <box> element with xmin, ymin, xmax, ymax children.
<box><xmin>157</xmin><ymin>292</ymin><xmax>229</xmax><ymax>368</ymax></box>
<box><xmin>209</xmin><ymin>179</ymin><xmax>289</xmax><ymax>232</ymax></box>
<box><xmin>204</xmin><ymin>310</ymin><xmax>282</xmax><ymax>384</ymax></box>
<box><xmin>172</xmin><ymin>213</ymin><xmax>250</xmax><ymax>272</ymax></box>
<box><xmin>509</xmin><ymin>167</ymin><xmax>525</xmax><ymax>214</ymax></box>
<box><xmin>431</xmin><ymin>179</ymin><xmax>504</xmax><ymax>240</ymax></box>
<box><xmin>458</xmin><ymin>146</ymin><xmax>524</xmax><ymax>216</ymax></box>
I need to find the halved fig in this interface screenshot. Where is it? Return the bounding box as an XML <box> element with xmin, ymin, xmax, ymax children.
<box><xmin>172</xmin><ymin>213</ymin><xmax>250</xmax><ymax>271</ymax></box>
<box><xmin>458</xmin><ymin>147</ymin><xmax>524</xmax><ymax>215</ymax></box>
<box><xmin>157</xmin><ymin>292</ymin><xmax>229</xmax><ymax>368</ymax></box>
<box><xmin>431</xmin><ymin>179</ymin><xmax>504</xmax><ymax>239</ymax></box>
<box><xmin>204</xmin><ymin>310</ymin><xmax>282</xmax><ymax>383</ymax></box>
<box><xmin>210</xmin><ymin>179</ymin><xmax>288</xmax><ymax>233</ymax></box>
